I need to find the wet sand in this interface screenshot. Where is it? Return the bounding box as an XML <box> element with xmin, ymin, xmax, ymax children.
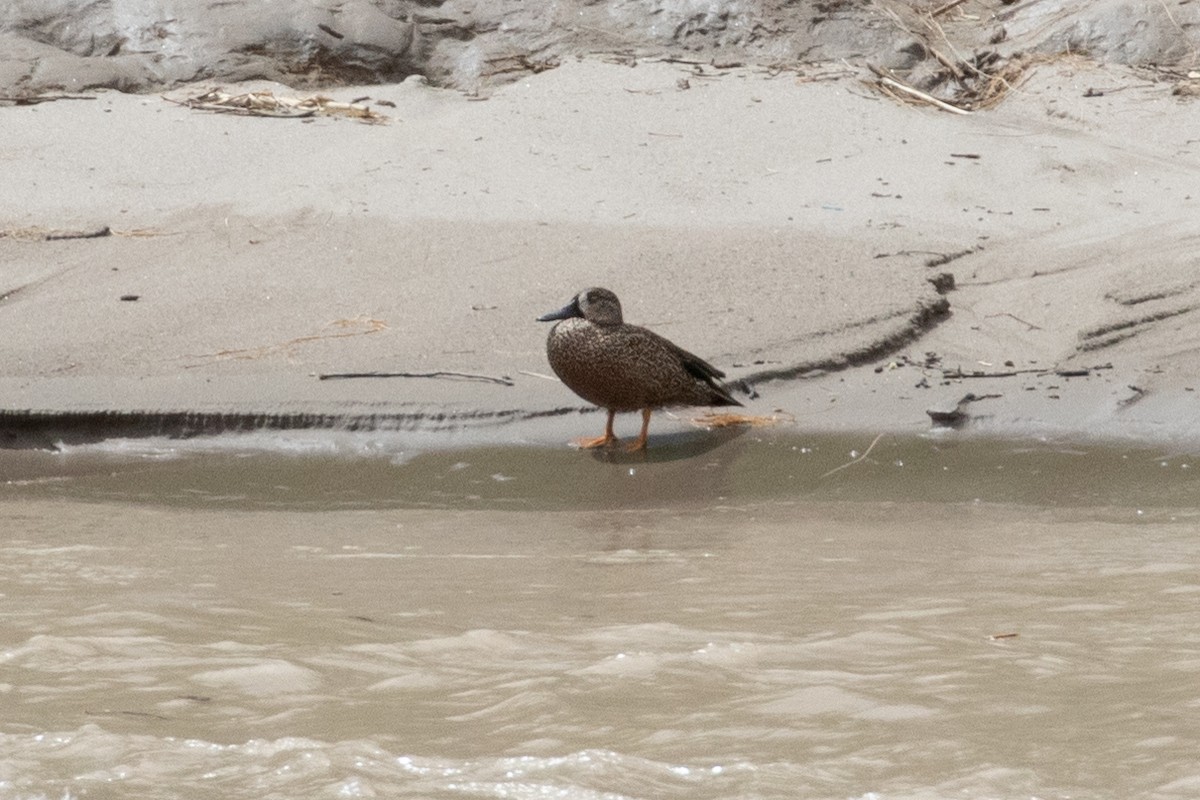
<box><xmin>2</xmin><ymin>58</ymin><xmax>1200</xmax><ymax>450</ymax></box>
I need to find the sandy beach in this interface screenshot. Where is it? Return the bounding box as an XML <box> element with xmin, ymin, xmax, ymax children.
<box><xmin>2</xmin><ymin>4</ymin><xmax>1200</xmax><ymax>451</ymax></box>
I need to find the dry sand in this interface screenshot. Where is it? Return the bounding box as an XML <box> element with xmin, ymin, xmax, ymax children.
<box><xmin>1</xmin><ymin>56</ymin><xmax>1199</xmax><ymax>449</ymax></box>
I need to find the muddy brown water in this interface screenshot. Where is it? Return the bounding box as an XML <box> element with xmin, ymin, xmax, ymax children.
<box><xmin>2</xmin><ymin>430</ymin><xmax>1199</xmax><ymax>799</ymax></box>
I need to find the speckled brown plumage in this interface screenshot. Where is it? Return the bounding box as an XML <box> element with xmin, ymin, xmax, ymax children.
<box><xmin>537</xmin><ymin>287</ymin><xmax>741</xmax><ymax>450</ymax></box>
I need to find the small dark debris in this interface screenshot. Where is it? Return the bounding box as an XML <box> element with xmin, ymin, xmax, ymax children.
<box><xmin>927</xmin><ymin>272</ymin><xmax>956</xmax><ymax>294</ymax></box>
<box><xmin>119</xmin><ymin>294</ymin><xmax>140</xmax><ymax>302</ymax></box>
<box><xmin>732</xmin><ymin>379</ymin><xmax>760</xmax><ymax>400</ymax></box>
<box><xmin>1118</xmin><ymin>384</ymin><xmax>1148</xmax><ymax>409</ymax></box>
<box><xmin>926</xmin><ymin>392</ymin><xmax>1001</xmax><ymax>428</ymax></box>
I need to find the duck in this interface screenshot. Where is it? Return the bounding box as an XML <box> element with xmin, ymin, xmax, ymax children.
<box><xmin>537</xmin><ymin>287</ymin><xmax>742</xmax><ymax>451</ymax></box>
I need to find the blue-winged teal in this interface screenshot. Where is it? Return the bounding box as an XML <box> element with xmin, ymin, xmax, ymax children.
<box><xmin>537</xmin><ymin>287</ymin><xmax>742</xmax><ymax>451</ymax></box>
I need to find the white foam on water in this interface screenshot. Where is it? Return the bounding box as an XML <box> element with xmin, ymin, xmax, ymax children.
<box><xmin>0</xmin><ymin>729</ymin><xmax>781</xmax><ymax>800</ymax></box>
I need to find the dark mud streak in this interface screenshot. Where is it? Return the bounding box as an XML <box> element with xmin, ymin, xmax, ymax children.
<box><xmin>739</xmin><ymin>296</ymin><xmax>951</xmax><ymax>384</ymax></box>
<box><xmin>1105</xmin><ymin>284</ymin><xmax>1196</xmax><ymax>306</ymax></box>
<box><xmin>923</xmin><ymin>246</ymin><xmax>982</xmax><ymax>268</ymax></box>
<box><xmin>1079</xmin><ymin>304</ymin><xmax>1197</xmax><ymax>351</ymax></box>
<box><xmin>0</xmin><ymin>406</ymin><xmax>588</xmax><ymax>450</ymax></box>
<box><xmin>742</xmin><ymin>294</ymin><xmax>946</xmax><ymax>354</ymax></box>
<box><xmin>0</xmin><ymin>285</ymin><xmax>26</xmax><ymax>303</ymax></box>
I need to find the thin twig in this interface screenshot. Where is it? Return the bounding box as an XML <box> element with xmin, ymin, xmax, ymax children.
<box><xmin>518</xmin><ymin>370</ymin><xmax>559</xmax><ymax>381</ymax></box>
<box><xmin>940</xmin><ymin>366</ymin><xmax>1105</xmax><ymax>380</ymax></box>
<box><xmin>185</xmin><ymin>318</ymin><xmax>386</xmax><ymax>364</ymax></box>
<box><xmin>931</xmin><ymin>0</ymin><xmax>969</xmax><ymax>17</ymax></box>
<box><xmin>984</xmin><ymin>312</ymin><xmax>1042</xmax><ymax>330</ymax></box>
<box><xmin>820</xmin><ymin>433</ymin><xmax>886</xmax><ymax>479</ymax></box>
<box><xmin>318</xmin><ymin>370</ymin><xmax>514</xmax><ymax>386</ymax></box>
<box><xmin>926</xmin><ymin>45</ymin><xmax>964</xmax><ymax>82</ymax></box>
<box><xmin>0</xmin><ymin>94</ymin><xmax>96</xmax><ymax>105</ymax></box>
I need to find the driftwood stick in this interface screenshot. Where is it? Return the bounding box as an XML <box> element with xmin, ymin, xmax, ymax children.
<box><xmin>868</xmin><ymin>64</ymin><xmax>971</xmax><ymax>115</ymax></box>
<box><xmin>879</xmin><ymin>76</ymin><xmax>972</xmax><ymax>114</ymax></box>
<box><xmin>318</xmin><ymin>370</ymin><xmax>515</xmax><ymax>386</ymax></box>
<box><xmin>940</xmin><ymin>365</ymin><xmax>1108</xmax><ymax>380</ymax></box>
<box><xmin>942</xmin><ymin>367</ymin><xmax>1041</xmax><ymax>379</ymax></box>
<box><xmin>43</xmin><ymin>226</ymin><xmax>112</xmax><ymax>241</ymax></box>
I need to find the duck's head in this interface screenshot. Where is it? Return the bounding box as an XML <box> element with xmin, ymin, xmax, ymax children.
<box><xmin>537</xmin><ymin>287</ymin><xmax>624</xmax><ymax>326</ymax></box>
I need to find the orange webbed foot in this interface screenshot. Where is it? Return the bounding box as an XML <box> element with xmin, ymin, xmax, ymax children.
<box><xmin>572</xmin><ymin>434</ymin><xmax>618</xmax><ymax>450</ymax></box>
<box><xmin>572</xmin><ymin>410</ymin><xmax>619</xmax><ymax>450</ymax></box>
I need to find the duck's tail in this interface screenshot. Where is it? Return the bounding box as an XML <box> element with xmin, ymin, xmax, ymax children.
<box><xmin>678</xmin><ymin>350</ymin><xmax>750</xmax><ymax>407</ymax></box>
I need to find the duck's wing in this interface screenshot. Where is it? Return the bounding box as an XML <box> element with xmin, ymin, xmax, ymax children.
<box><xmin>675</xmin><ymin>345</ymin><xmax>726</xmax><ymax>382</ymax></box>
<box><xmin>639</xmin><ymin>329</ymin><xmax>742</xmax><ymax>407</ymax></box>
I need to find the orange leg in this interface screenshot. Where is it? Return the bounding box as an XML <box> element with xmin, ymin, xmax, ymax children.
<box><xmin>573</xmin><ymin>409</ymin><xmax>618</xmax><ymax>449</ymax></box>
<box><xmin>625</xmin><ymin>408</ymin><xmax>652</xmax><ymax>452</ymax></box>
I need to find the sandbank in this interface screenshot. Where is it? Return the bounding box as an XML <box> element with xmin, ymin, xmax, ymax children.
<box><xmin>2</xmin><ymin>57</ymin><xmax>1199</xmax><ymax>450</ymax></box>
